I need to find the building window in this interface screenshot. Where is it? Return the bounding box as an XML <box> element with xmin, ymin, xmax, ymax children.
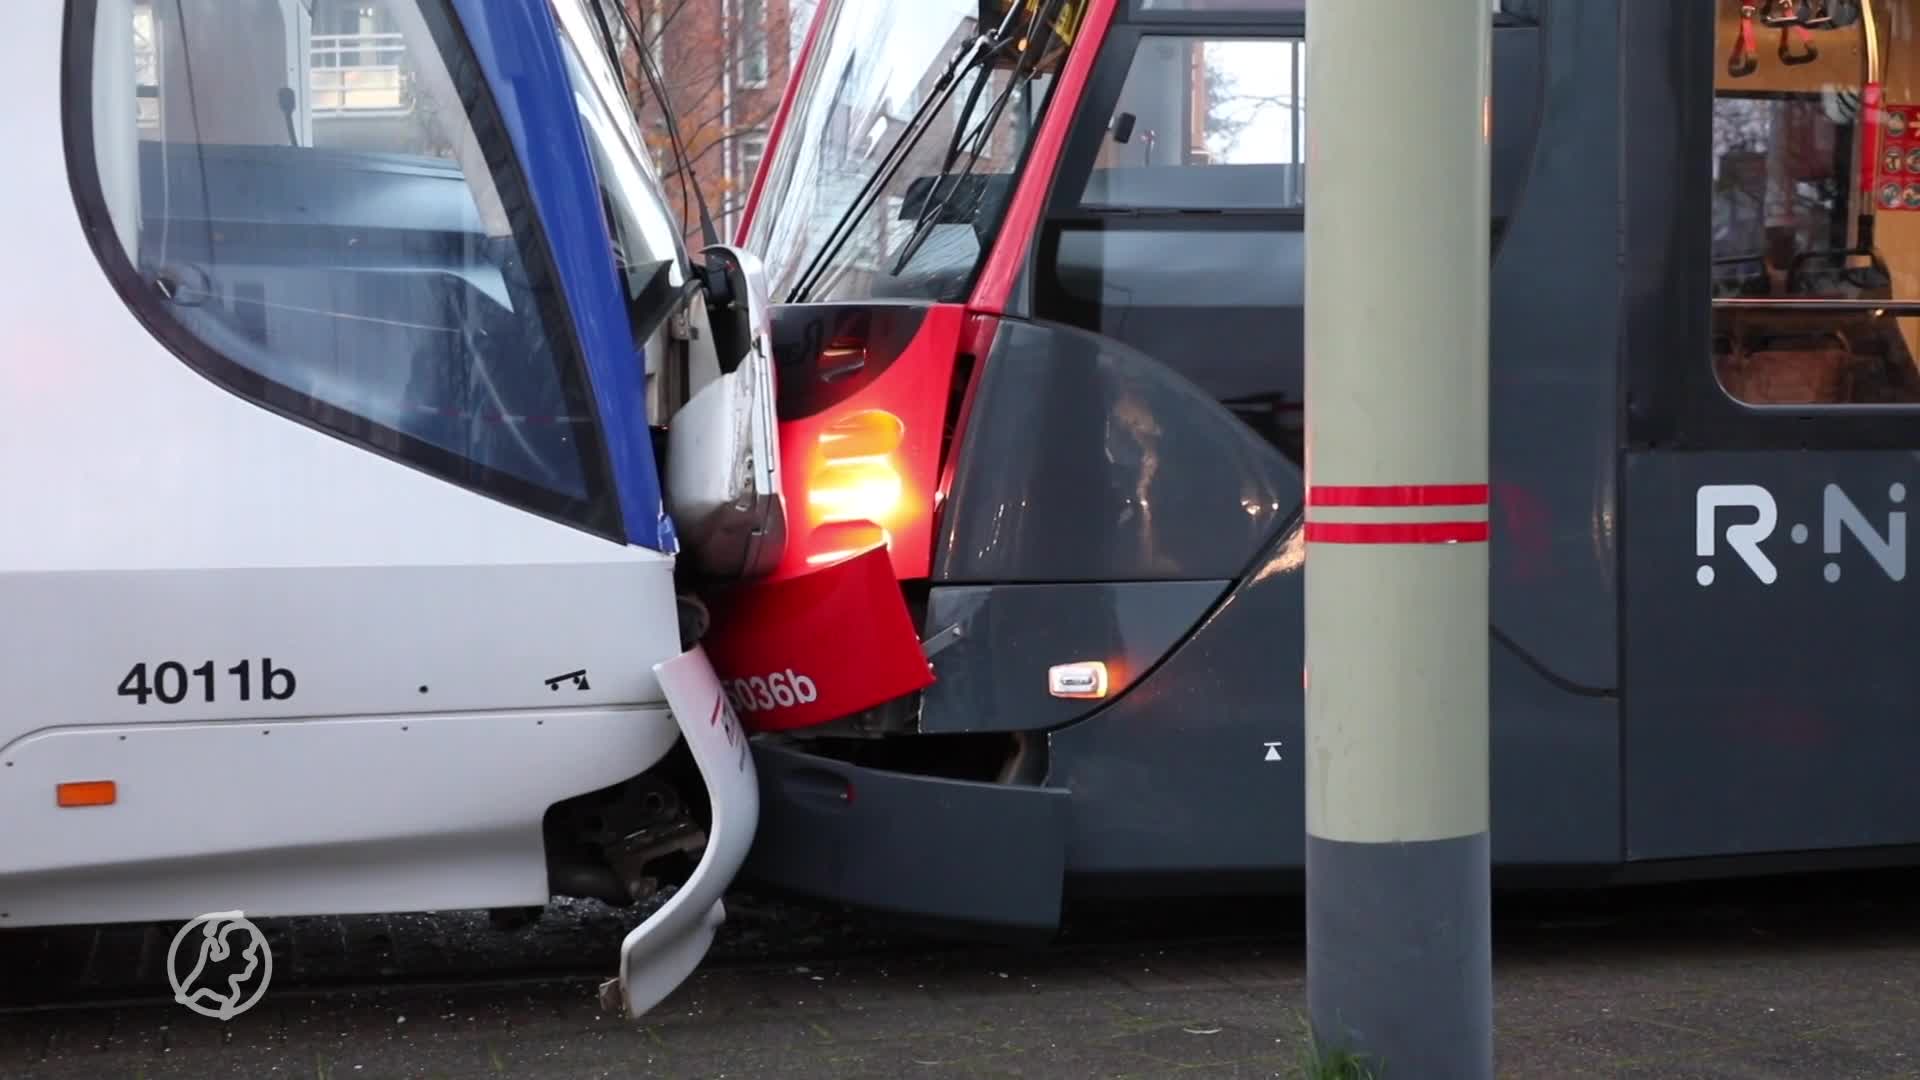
<box><xmin>647</xmin><ymin>4</ymin><xmax>664</xmax><ymax>72</ymax></box>
<box><xmin>1709</xmin><ymin>1</ymin><xmax>1920</xmax><ymax>407</ymax></box>
<box><xmin>739</xmin><ymin>0</ymin><xmax>769</xmax><ymax>87</ymax></box>
<box><xmin>740</xmin><ymin>131</ymin><xmax>768</xmax><ymax>195</ymax></box>
<box><xmin>73</xmin><ymin>0</ymin><xmax>616</xmax><ymax>534</ymax></box>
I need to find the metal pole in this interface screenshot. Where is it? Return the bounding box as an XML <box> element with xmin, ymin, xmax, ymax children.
<box><xmin>1301</xmin><ymin>1</ymin><xmax>1493</xmax><ymax>1077</ymax></box>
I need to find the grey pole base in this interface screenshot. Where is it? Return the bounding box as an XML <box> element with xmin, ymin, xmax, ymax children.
<box><xmin>1306</xmin><ymin>831</ymin><xmax>1493</xmax><ymax>1079</ymax></box>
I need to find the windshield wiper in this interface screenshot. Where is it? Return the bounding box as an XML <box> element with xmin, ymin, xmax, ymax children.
<box><xmin>783</xmin><ymin>3</ymin><xmax>1027</xmax><ymax>304</ymax></box>
<box><xmin>886</xmin><ymin>0</ymin><xmax>1060</xmax><ymax>277</ymax></box>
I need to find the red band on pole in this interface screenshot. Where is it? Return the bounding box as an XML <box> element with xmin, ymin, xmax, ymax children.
<box><xmin>1308</xmin><ymin>484</ymin><xmax>1489</xmax><ymax>507</ymax></box>
<box><xmin>1304</xmin><ymin>521</ymin><xmax>1490</xmax><ymax>545</ymax></box>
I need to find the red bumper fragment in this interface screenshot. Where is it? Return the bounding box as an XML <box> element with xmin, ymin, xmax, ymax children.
<box><xmin>700</xmin><ymin>546</ymin><xmax>933</xmax><ymax>733</ymax></box>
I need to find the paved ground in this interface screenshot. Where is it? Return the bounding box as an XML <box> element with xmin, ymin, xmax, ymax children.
<box><xmin>5</xmin><ymin>872</ymin><xmax>1920</xmax><ymax>1078</ymax></box>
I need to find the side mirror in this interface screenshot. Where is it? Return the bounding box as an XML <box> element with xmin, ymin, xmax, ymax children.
<box><xmin>1112</xmin><ymin>111</ymin><xmax>1137</xmax><ymax>145</ymax></box>
<box><xmin>698</xmin><ymin>245</ymin><xmax>770</xmax><ymax>377</ymax></box>
<box><xmin>669</xmin><ymin>243</ymin><xmax>787</xmax><ymax>580</ymax></box>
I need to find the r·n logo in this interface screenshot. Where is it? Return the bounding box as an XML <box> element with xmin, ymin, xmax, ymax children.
<box><xmin>1823</xmin><ymin>482</ymin><xmax>1907</xmax><ymax>582</ymax></box>
<box><xmin>1696</xmin><ymin>484</ymin><xmax>1778</xmax><ymax>585</ymax></box>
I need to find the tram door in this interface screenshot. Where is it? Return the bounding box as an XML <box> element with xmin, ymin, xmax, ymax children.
<box><xmin>1623</xmin><ymin>0</ymin><xmax>1920</xmax><ymax>860</ymax></box>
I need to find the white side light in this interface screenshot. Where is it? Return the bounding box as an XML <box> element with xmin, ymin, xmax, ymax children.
<box><xmin>1048</xmin><ymin>661</ymin><xmax>1109</xmax><ymax>700</ymax></box>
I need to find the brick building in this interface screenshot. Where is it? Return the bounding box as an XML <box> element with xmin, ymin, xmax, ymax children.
<box><xmin>612</xmin><ymin>0</ymin><xmax>813</xmax><ymax>242</ymax></box>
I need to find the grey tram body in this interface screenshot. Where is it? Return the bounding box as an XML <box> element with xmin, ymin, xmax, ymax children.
<box><xmin>740</xmin><ymin>0</ymin><xmax>1920</xmax><ymax>937</ymax></box>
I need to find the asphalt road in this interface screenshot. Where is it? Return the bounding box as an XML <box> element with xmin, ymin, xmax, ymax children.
<box><xmin>4</xmin><ymin>871</ymin><xmax>1920</xmax><ymax>1078</ymax></box>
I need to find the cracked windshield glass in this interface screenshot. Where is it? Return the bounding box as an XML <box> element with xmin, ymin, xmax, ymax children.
<box><xmin>742</xmin><ymin>0</ymin><xmax>1077</xmax><ymax>304</ymax></box>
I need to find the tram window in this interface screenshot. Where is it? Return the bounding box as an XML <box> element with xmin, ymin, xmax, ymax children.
<box><xmin>76</xmin><ymin>0</ymin><xmax>613</xmax><ymax>530</ymax></box>
<box><xmin>1032</xmin><ymin>32</ymin><xmax>1308</xmax><ymax>462</ymax></box>
<box><xmin>1044</xmin><ymin>224</ymin><xmax>1306</xmax><ymax>459</ymax></box>
<box><xmin>1079</xmin><ymin>35</ymin><xmax>1304</xmax><ymax>211</ymax></box>
<box><xmin>748</xmin><ymin>0</ymin><xmax>1065</xmax><ymax>305</ymax></box>
<box><xmin>1708</xmin><ymin>0</ymin><xmax>1920</xmax><ymax>407</ymax></box>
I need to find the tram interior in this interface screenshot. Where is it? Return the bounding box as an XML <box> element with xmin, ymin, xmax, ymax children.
<box><xmin>1713</xmin><ymin>0</ymin><xmax>1920</xmax><ymax>405</ymax></box>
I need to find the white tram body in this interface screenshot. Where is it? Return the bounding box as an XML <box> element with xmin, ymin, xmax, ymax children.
<box><xmin>0</xmin><ymin>0</ymin><xmax>785</xmax><ymax>1017</ymax></box>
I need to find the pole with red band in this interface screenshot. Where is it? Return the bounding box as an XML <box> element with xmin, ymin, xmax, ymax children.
<box><xmin>1301</xmin><ymin>1</ymin><xmax>1493</xmax><ymax>1076</ymax></box>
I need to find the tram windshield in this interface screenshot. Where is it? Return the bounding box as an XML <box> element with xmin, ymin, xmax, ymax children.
<box><xmin>553</xmin><ymin>0</ymin><xmax>691</xmax><ymax>345</ymax></box>
<box><xmin>744</xmin><ymin>0</ymin><xmax>1084</xmax><ymax>304</ymax></box>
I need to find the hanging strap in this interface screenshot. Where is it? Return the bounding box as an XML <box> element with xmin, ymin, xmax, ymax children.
<box><xmin>1729</xmin><ymin>3</ymin><xmax>1760</xmax><ymax>77</ymax></box>
<box><xmin>1780</xmin><ymin>21</ymin><xmax>1819</xmax><ymax>64</ymax></box>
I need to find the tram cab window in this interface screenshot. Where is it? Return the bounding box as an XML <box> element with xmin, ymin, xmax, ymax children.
<box><xmin>1035</xmin><ymin>11</ymin><xmax>1541</xmax><ymax>463</ymax></box>
<box><xmin>78</xmin><ymin>0</ymin><xmax>613</xmax><ymax>530</ymax></box>
<box><xmin>1710</xmin><ymin>0</ymin><xmax>1920</xmax><ymax>406</ymax></box>
<box><xmin>1079</xmin><ymin>36</ymin><xmax>1306</xmax><ymax>210</ymax></box>
<box><xmin>1036</xmin><ymin>33</ymin><xmax>1308</xmax><ymax>461</ymax></box>
<box><xmin>749</xmin><ymin>1</ymin><xmax>1063</xmax><ymax>306</ymax></box>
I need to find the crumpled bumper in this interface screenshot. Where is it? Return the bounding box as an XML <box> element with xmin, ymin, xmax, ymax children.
<box><xmin>598</xmin><ymin>645</ymin><xmax>759</xmax><ymax>1018</ymax></box>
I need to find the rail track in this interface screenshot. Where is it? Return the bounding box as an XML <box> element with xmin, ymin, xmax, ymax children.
<box><xmin>5</xmin><ymin>867</ymin><xmax>1918</xmax><ymax>1017</ymax></box>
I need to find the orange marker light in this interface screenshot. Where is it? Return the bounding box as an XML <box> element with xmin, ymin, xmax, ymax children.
<box><xmin>804</xmin><ymin>409</ymin><xmax>910</xmax><ymax>566</ymax></box>
<box><xmin>808</xmin><ymin>459</ymin><xmax>905</xmax><ymax>522</ymax></box>
<box><xmin>818</xmin><ymin>408</ymin><xmax>904</xmax><ymax>460</ymax></box>
<box><xmin>56</xmin><ymin>780</ymin><xmax>117</xmax><ymax>808</ymax></box>
<box><xmin>805</xmin><ymin>520</ymin><xmax>892</xmax><ymax>566</ymax></box>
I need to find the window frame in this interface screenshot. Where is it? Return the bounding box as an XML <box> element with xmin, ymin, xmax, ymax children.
<box><xmin>1025</xmin><ymin>21</ymin><xmax>1311</xmax><ymax>461</ymax></box>
<box><xmin>1122</xmin><ymin>0</ymin><xmax>1539</xmax><ymax>28</ymax></box>
<box><xmin>1012</xmin><ymin>9</ymin><xmax>1537</xmax><ymax>323</ymax></box>
<box><xmin>1041</xmin><ymin>22</ymin><xmax>1310</xmax><ymax>219</ymax></box>
<box><xmin>61</xmin><ymin>0</ymin><xmax>626</xmax><ymax>540</ymax></box>
<box><xmin>1019</xmin><ymin>21</ymin><xmax>1308</xmax><ymax>326</ymax></box>
<box><xmin>1068</xmin><ymin>30</ymin><xmax>1308</xmax><ymax>212</ymax></box>
<box><xmin>1126</xmin><ymin>1</ymin><xmax>1301</xmax><ymax>29</ymax></box>
<box><xmin>1623</xmin><ymin>0</ymin><xmax>1920</xmax><ymax>453</ymax></box>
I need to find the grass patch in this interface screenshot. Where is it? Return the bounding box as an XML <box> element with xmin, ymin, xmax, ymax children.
<box><xmin>1298</xmin><ymin>1043</ymin><xmax>1380</xmax><ymax>1080</ymax></box>
<box><xmin>1289</xmin><ymin>1010</ymin><xmax>1383</xmax><ymax>1080</ymax></box>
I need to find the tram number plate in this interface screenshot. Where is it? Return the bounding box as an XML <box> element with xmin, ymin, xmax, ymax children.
<box><xmin>117</xmin><ymin>658</ymin><xmax>297</xmax><ymax>705</ymax></box>
<box><xmin>723</xmin><ymin>670</ymin><xmax>818</xmax><ymax>715</ymax></box>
